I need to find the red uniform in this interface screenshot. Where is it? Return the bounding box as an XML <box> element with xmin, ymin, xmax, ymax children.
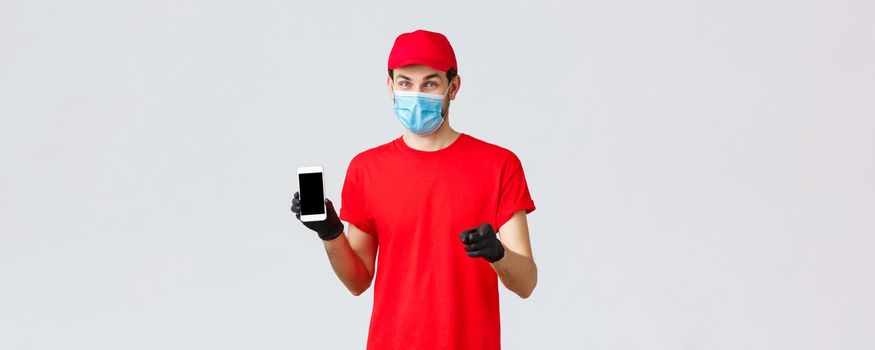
<box><xmin>339</xmin><ymin>133</ymin><xmax>536</xmax><ymax>349</ymax></box>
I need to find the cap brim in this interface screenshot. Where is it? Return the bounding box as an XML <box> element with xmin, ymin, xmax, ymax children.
<box><xmin>389</xmin><ymin>56</ymin><xmax>452</xmax><ymax>72</ymax></box>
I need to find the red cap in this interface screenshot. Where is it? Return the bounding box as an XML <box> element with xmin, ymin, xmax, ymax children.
<box><xmin>388</xmin><ymin>29</ymin><xmax>457</xmax><ymax>73</ymax></box>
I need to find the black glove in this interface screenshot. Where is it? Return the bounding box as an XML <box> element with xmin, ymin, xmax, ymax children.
<box><xmin>290</xmin><ymin>191</ymin><xmax>344</xmax><ymax>241</ymax></box>
<box><xmin>459</xmin><ymin>223</ymin><xmax>505</xmax><ymax>263</ymax></box>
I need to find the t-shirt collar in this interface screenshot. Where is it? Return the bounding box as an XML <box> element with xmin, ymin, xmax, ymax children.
<box><xmin>394</xmin><ymin>133</ymin><xmax>469</xmax><ymax>159</ymax></box>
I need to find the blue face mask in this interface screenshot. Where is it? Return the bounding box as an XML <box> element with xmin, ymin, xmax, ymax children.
<box><xmin>392</xmin><ymin>86</ymin><xmax>451</xmax><ymax>135</ymax></box>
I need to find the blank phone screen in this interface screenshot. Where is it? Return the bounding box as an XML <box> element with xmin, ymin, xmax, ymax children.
<box><xmin>299</xmin><ymin>172</ymin><xmax>325</xmax><ymax>215</ymax></box>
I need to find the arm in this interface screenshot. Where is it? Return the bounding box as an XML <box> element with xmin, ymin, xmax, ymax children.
<box><xmin>491</xmin><ymin>210</ymin><xmax>538</xmax><ymax>299</ymax></box>
<box><xmin>290</xmin><ymin>192</ymin><xmax>378</xmax><ymax>296</ymax></box>
<box><xmin>323</xmin><ymin>223</ymin><xmax>378</xmax><ymax>296</ymax></box>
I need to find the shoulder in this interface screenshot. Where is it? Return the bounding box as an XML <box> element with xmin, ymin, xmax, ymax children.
<box><xmin>348</xmin><ymin>137</ymin><xmax>397</xmax><ymax>169</ymax></box>
<box><xmin>464</xmin><ymin>134</ymin><xmax>521</xmax><ymax>165</ymax></box>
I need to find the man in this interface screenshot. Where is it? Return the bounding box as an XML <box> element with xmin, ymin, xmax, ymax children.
<box><xmin>291</xmin><ymin>29</ymin><xmax>537</xmax><ymax>350</ymax></box>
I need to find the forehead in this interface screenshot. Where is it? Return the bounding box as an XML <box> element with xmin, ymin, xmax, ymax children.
<box><xmin>394</xmin><ymin>64</ymin><xmax>445</xmax><ymax>80</ymax></box>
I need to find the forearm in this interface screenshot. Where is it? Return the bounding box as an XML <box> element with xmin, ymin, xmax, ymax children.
<box><xmin>323</xmin><ymin>232</ymin><xmax>372</xmax><ymax>295</ymax></box>
<box><xmin>490</xmin><ymin>245</ymin><xmax>538</xmax><ymax>298</ymax></box>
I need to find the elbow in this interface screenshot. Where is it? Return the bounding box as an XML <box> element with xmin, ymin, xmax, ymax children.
<box><xmin>518</xmin><ymin>285</ymin><xmax>535</xmax><ymax>299</ymax></box>
<box><xmin>515</xmin><ymin>279</ymin><xmax>537</xmax><ymax>299</ymax></box>
<box><xmin>344</xmin><ymin>269</ymin><xmax>375</xmax><ymax>297</ymax></box>
<box><xmin>349</xmin><ymin>281</ymin><xmax>372</xmax><ymax>296</ymax></box>
<box><xmin>518</xmin><ymin>265</ymin><xmax>538</xmax><ymax>299</ymax></box>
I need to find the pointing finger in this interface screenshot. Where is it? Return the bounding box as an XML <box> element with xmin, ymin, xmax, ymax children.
<box><xmin>459</xmin><ymin>228</ymin><xmax>477</xmax><ymax>244</ymax></box>
<box><xmin>466</xmin><ymin>230</ymin><xmax>485</xmax><ymax>244</ymax></box>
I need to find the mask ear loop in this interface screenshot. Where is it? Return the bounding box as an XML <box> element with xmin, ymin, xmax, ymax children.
<box><xmin>440</xmin><ymin>78</ymin><xmax>453</xmax><ymax>118</ymax></box>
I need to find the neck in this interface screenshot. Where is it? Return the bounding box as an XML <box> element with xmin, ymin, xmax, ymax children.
<box><xmin>402</xmin><ymin>120</ymin><xmax>461</xmax><ymax>152</ymax></box>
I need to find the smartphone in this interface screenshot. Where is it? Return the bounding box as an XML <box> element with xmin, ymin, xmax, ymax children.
<box><xmin>297</xmin><ymin>166</ymin><xmax>327</xmax><ymax>222</ymax></box>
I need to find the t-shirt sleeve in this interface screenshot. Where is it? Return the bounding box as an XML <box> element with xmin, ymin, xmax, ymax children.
<box><xmin>495</xmin><ymin>152</ymin><xmax>536</xmax><ymax>230</ymax></box>
<box><xmin>338</xmin><ymin>156</ymin><xmax>377</xmax><ymax>237</ymax></box>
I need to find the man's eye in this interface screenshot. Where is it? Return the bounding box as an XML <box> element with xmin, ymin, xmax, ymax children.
<box><xmin>426</xmin><ymin>81</ymin><xmax>438</xmax><ymax>87</ymax></box>
<box><xmin>399</xmin><ymin>81</ymin><xmax>410</xmax><ymax>87</ymax></box>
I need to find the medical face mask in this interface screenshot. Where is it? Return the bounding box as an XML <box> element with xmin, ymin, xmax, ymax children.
<box><xmin>392</xmin><ymin>85</ymin><xmax>451</xmax><ymax>136</ymax></box>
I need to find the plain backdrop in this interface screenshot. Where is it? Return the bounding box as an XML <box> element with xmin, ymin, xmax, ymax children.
<box><xmin>1</xmin><ymin>0</ymin><xmax>873</xmax><ymax>349</ymax></box>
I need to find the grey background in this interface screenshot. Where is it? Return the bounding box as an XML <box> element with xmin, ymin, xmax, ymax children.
<box><xmin>1</xmin><ymin>0</ymin><xmax>873</xmax><ymax>349</ymax></box>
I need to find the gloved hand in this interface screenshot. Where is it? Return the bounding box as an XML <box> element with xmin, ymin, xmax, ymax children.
<box><xmin>459</xmin><ymin>223</ymin><xmax>505</xmax><ymax>263</ymax></box>
<box><xmin>290</xmin><ymin>191</ymin><xmax>344</xmax><ymax>241</ymax></box>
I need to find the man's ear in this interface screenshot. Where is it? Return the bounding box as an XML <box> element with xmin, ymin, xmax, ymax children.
<box><xmin>449</xmin><ymin>75</ymin><xmax>461</xmax><ymax>100</ymax></box>
<box><xmin>387</xmin><ymin>76</ymin><xmax>395</xmax><ymax>100</ymax></box>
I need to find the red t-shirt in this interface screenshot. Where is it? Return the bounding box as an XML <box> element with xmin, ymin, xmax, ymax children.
<box><xmin>339</xmin><ymin>133</ymin><xmax>536</xmax><ymax>350</ymax></box>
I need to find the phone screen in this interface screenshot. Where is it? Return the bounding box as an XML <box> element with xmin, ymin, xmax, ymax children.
<box><xmin>299</xmin><ymin>172</ymin><xmax>325</xmax><ymax>215</ymax></box>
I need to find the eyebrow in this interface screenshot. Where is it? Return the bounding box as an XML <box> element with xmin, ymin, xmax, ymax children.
<box><xmin>396</xmin><ymin>73</ymin><xmax>443</xmax><ymax>82</ymax></box>
<box><xmin>422</xmin><ymin>73</ymin><xmax>442</xmax><ymax>81</ymax></box>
